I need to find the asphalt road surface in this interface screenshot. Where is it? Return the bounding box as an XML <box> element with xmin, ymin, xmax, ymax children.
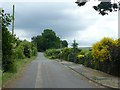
<box><xmin>5</xmin><ymin>53</ymin><xmax>103</xmax><ymax>88</ymax></box>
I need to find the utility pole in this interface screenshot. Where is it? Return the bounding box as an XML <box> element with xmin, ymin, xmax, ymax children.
<box><xmin>59</xmin><ymin>35</ymin><xmax>63</xmax><ymax>62</ymax></box>
<box><xmin>12</xmin><ymin>5</ymin><xmax>15</xmax><ymax>35</ymax></box>
<box><xmin>0</xmin><ymin>8</ymin><xmax>2</xmax><ymax>30</ymax></box>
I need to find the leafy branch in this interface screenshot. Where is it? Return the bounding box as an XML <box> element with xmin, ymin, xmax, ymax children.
<box><xmin>75</xmin><ymin>0</ymin><xmax>120</xmax><ymax>15</ymax></box>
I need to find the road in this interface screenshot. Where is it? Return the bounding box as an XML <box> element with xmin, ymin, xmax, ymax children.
<box><xmin>5</xmin><ymin>53</ymin><xmax>103</xmax><ymax>88</ymax></box>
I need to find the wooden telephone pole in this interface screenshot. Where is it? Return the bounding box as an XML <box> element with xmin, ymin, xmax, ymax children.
<box><xmin>12</xmin><ymin>5</ymin><xmax>15</xmax><ymax>35</ymax></box>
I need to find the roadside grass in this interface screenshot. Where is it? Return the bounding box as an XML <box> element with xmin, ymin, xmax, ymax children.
<box><xmin>0</xmin><ymin>75</ymin><xmax>1</xmax><ymax>88</ymax></box>
<box><xmin>0</xmin><ymin>51</ymin><xmax>2</xmax><ymax>88</ymax></box>
<box><xmin>2</xmin><ymin>56</ymin><xmax>37</xmax><ymax>87</ymax></box>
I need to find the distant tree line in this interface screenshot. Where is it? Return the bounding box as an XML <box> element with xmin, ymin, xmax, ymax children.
<box><xmin>31</xmin><ymin>29</ymin><xmax>68</xmax><ymax>52</ymax></box>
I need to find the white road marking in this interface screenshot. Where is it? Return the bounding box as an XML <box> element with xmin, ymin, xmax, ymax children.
<box><xmin>35</xmin><ymin>62</ymin><xmax>43</xmax><ymax>88</ymax></box>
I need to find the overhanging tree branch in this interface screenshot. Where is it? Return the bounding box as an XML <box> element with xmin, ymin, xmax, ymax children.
<box><xmin>75</xmin><ymin>0</ymin><xmax>120</xmax><ymax>15</ymax></box>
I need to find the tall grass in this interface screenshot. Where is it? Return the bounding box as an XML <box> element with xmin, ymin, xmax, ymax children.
<box><xmin>0</xmin><ymin>70</ymin><xmax>2</xmax><ymax>88</ymax></box>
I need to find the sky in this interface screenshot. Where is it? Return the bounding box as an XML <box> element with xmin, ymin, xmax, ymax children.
<box><xmin>0</xmin><ymin>0</ymin><xmax>118</xmax><ymax>47</ymax></box>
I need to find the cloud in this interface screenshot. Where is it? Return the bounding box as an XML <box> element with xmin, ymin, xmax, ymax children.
<box><xmin>66</xmin><ymin>13</ymin><xmax>118</xmax><ymax>47</ymax></box>
<box><xmin>1</xmin><ymin>1</ymin><xmax>118</xmax><ymax>47</ymax></box>
<box><xmin>1</xmin><ymin>0</ymin><xmax>75</xmax><ymax>3</ymax></box>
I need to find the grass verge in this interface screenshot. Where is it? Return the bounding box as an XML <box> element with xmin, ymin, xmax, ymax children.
<box><xmin>2</xmin><ymin>56</ymin><xmax>37</xmax><ymax>87</ymax></box>
<box><xmin>0</xmin><ymin>70</ymin><xmax>2</xmax><ymax>88</ymax></box>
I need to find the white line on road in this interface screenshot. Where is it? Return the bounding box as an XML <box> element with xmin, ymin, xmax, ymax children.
<box><xmin>35</xmin><ymin>62</ymin><xmax>43</xmax><ymax>88</ymax></box>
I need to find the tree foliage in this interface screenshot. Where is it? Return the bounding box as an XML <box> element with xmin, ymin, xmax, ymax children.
<box><xmin>0</xmin><ymin>9</ymin><xmax>12</xmax><ymax>26</ymax></box>
<box><xmin>71</xmin><ymin>40</ymin><xmax>79</xmax><ymax>53</ymax></box>
<box><xmin>1</xmin><ymin>9</ymin><xmax>16</xmax><ymax>72</ymax></box>
<box><xmin>32</xmin><ymin>29</ymin><xmax>68</xmax><ymax>52</ymax></box>
<box><xmin>75</xmin><ymin>0</ymin><xmax>120</xmax><ymax>15</ymax></box>
<box><xmin>45</xmin><ymin>49</ymin><xmax>60</xmax><ymax>59</ymax></box>
<box><xmin>1</xmin><ymin>9</ymin><xmax>37</xmax><ymax>72</ymax></box>
<box><xmin>61</xmin><ymin>48</ymin><xmax>72</xmax><ymax>61</ymax></box>
<box><xmin>92</xmin><ymin>37</ymin><xmax>116</xmax><ymax>62</ymax></box>
<box><xmin>61</xmin><ymin>40</ymin><xmax>68</xmax><ymax>48</ymax></box>
<box><xmin>92</xmin><ymin>37</ymin><xmax>120</xmax><ymax>76</ymax></box>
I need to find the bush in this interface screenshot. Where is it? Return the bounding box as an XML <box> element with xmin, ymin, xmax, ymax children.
<box><xmin>23</xmin><ymin>45</ymin><xmax>31</xmax><ymax>58</ymax></box>
<box><xmin>107</xmin><ymin>39</ymin><xmax>120</xmax><ymax>76</ymax></box>
<box><xmin>2</xmin><ymin>27</ymin><xmax>17</xmax><ymax>72</ymax></box>
<box><xmin>84</xmin><ymin>51</ymin><xmax>94</xmax><ymax>68</ymax></box>
<box><xmin>76</xmin><ymin>54</ymin><xmax>85</xmax><ymax>64</ymax></box>
<box><xmin>92</xmin><ymin>37</ymin><xmax>116</xmax><ymax>63</ymax></box>
<box><xmin>31</xmin><ymin>47</ymin><xmax>38</xmax><ymax>56</ymax></box>
<box><xmin>92</xmin><ymin>37</ymin><xmax>120</xmax><ymax>76</ymax></box>
<box><xmin>2</xmin><ymin>28</ymin><xmax>37</xmax><ymax>72</ymax></box>
<box><xmin>19</xmin><ymin>40</ymin><xmax>37</xmax><ymax>58</ymax></box>
<box><xmin>67</xmin><ymin>53</ymin><xmax>76</xmax><ymax>62</ymax></box>
<box><xmin>92</xmin><ymin>37</ymin><xmax>115</xmax><ymax>71</ymax></box>
<box><xmin>13</xmin><ymin>45</ymin><xmax>25</xmax><ymax>59</ymax></box>
<box><xmin>60</xmin><ymin>48</ymin><xmax>72</xmax><ymax>61</ymax></box>
<box><xmin>45</xmin><ymin>49</ymin><xmax>60</xmax><ymax>59</ymax></box>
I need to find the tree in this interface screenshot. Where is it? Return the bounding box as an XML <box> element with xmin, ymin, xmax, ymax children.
<box><xmin>71</xmin><ymin>40</ymin><xmax>79</xmax><ymax>53</ymax></box>
<box><xmin>32</xmin><ymin>35</ymin><xmax>45</xmax><ymax>51</ymax></box>
<box><xmin>61</xmin><ymin>40</ymin><xmax>68</xmax><ymax>48</ymax></box>
<box><xmin>1</xmin><ymin>9</ymin><xmax>17</xmax><ymax>72</ymax></box>
<box><xmin>32</xmin><ymin>29</ymin><xmax>62</xmax><ymax>51</ymax></box>
<box><xmin>0</xmin><ymin>9</ymin><xmax>12</xmax><ymax>26</ymax></box>
<box><xmin>75</xmin><ymin>0</ymin><xmax>120</xmax><ymax>15</ymax></box>
<box><xmin>71</xmin><ymin>40</ymin><xmax>79</xmax><ymax>62</ymax></box>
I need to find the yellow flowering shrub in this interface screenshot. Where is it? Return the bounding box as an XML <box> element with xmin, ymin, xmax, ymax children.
<box><xmin>92</xmin><ymin>37</ymin><xmax>116</xmax><ymax>62</ymax></box>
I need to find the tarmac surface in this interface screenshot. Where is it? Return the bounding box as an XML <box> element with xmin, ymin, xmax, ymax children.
<box><xmin>59</xmin><ymin>60</ymin><xmax>120</xmax><ymax>89</ymax></box>
<box><xmin>4</xmin><ymin>53</ymin><xmax>105</xmax><ymax>88</ymax></box>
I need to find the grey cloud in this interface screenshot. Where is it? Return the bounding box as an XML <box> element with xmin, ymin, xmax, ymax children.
<box><xmin>1</xmin><ymin>2</ymin><xmax>94</xmax><ymax>46</ymax></box>
<box><xmin>2</xmin><ymin>2</ymin><xmax>115</xmax><ymax>46</ymax></box>
<box><xmin>8</xmin><ymin>2</ymin><xmax>88</xmax><ymax>39</ymax></box>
